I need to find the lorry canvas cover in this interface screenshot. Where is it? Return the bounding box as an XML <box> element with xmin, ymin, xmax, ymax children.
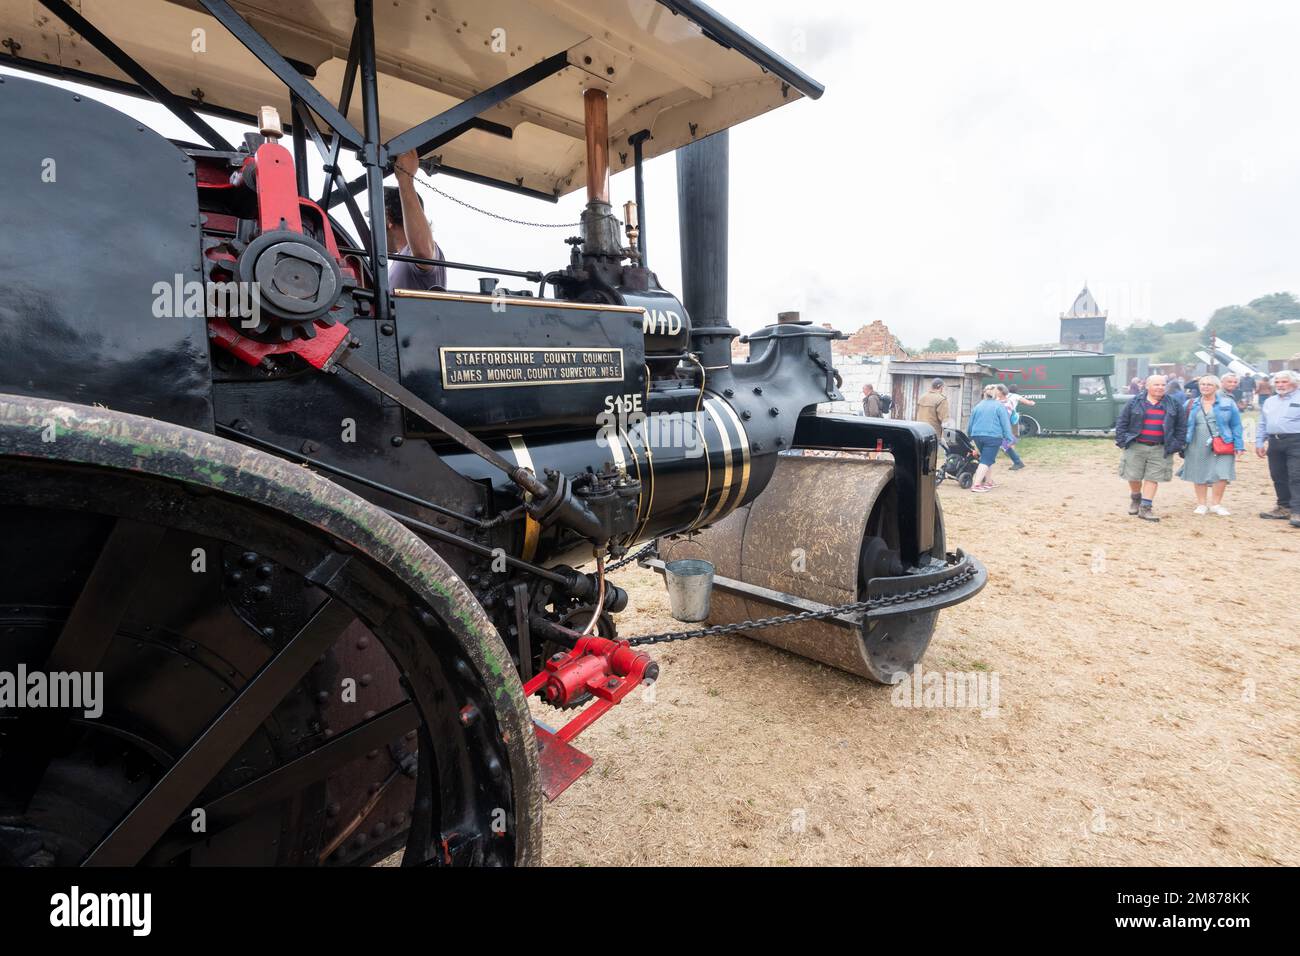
<box><xmin>0</xmin><ymin>0</ymin><xmax>822</xmax><ymax>198</ymax></box>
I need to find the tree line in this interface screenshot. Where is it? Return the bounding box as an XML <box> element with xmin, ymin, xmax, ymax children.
<box><xmin>1102</xmin><ymin>291</ymin><xmax>1297</xmax><ymax>362</ymax></box>
<box><xmin>908</xmin><ymin>336</ymin><xmax>1014</xmax><ymax>354</ymax></box>
<box><xmin>899</xmin><ymin>292</ymin><xmax>1295</xmax><ymax>360</ymax></box>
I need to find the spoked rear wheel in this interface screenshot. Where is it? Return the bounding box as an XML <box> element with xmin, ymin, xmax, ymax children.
<box><xmin>0</xmin><ymin>449</ymin><xmax>539</xmax><ymax>866</ymax></box>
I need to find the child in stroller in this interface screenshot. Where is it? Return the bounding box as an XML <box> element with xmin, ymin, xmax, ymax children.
<box><xmin>936</xmin><ymin>427</ymin><xmax>981</xmax><ymax>489</ymax></box>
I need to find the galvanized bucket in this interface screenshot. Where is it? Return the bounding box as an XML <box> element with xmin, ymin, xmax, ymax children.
<box><xmin>663</xmin><ymin>559</ymin><xmax>715</xmax><ymax>623</ymax></box>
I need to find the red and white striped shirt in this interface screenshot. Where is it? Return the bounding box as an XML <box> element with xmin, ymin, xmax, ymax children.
<box><xmin>1137</xmin><ymin>400</ymin><xmax>1166</xmax><ymax>444</ymax></box>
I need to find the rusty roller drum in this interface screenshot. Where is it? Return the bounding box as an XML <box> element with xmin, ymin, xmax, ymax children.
<box><xmin>659</xmin><ymin>454</ymin><xmax>947</xmax><ymax>682</ymax></box>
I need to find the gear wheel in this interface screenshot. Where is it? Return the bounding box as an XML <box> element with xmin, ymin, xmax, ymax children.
<box><xmin>235</xmin><ymin>229</ymin><xmax>346</xmax><ymax>341</ymax></box>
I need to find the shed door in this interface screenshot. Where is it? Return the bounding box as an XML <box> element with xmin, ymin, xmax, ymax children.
<box><xmin>945</xmin><ymin>383</ymin><xmax>961</xmax><ymax>427</ymax></box>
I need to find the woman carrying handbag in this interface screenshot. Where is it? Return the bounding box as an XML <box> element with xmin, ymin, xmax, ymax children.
<box><xmin>1177</xmin><ymin>374</ymin><xmax>1245</xmax><ymax>515</ymax></box>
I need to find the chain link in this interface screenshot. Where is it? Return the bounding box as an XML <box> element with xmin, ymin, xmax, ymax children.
<box><xmin>410</xmin><ymin>167</ymin><xmax>584</xmax><ymax>229</ymax></box>
<box><xmin>624</xmin><ymin>562</ymin><xmax>978</xmax><ymax>647</ymax></box>
<box><xmin>605</xmin><ymin>540</ymin><xmax>659</xmax><ymax>573</ymax></box>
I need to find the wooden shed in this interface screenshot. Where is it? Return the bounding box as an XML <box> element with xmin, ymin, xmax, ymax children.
<box><xmin>888</xmin><ymin>359</ymin><xmax>994</xmax><ymax>430</ymax></box>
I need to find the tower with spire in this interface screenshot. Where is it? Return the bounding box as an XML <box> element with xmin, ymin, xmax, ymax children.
<box><xmin>1059</xmin><ymin>284</ymin><xmax>1107</xmax><ymax>352</ymax></box>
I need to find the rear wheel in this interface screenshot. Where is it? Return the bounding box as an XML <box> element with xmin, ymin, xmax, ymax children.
<box><xmin>958</xmin><ymin>472</ymin><xmax>974</xmax><ymax>489</ymax></box>
<box><xmin>0</xmin><ymin>396</ymin><xmax>540</xmax><ymax>867</ymax></box>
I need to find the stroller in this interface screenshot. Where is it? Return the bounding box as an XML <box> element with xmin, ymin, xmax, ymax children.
<box><xmin>936</xmin><ymin>427</ymin><xmax>981</xmax><ymax>489</ymax></box>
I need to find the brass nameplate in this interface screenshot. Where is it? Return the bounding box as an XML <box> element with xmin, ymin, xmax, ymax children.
<box><xmin>439</xmin><ymin>346</ymin><xmax>625</xmax><ymax>389</ymax></box>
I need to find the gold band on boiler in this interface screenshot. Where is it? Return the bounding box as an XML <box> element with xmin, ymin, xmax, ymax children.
<box><xmin>696</xmin><ymin>398</ymin><xmax>734</xmax><ymax>529</ymax></box>
<box><xmin>618</xmin><ymin>426</ymin><xmax>645</xmax><ymax>532</ymax></box>
<box><xmin>707</xmin><ymin>395</ymin><xmax>751</xmax><ymax>515</ymax></box>
<box><xmin>605</xmin><ymin>424</ymin><xmax>627</xmax><ymax>475</ymax></box>
<box><xmin>631</xmin><ymin>425</ymin><xmax>656</xmax><ymax>543</ymax></box>
<box><xmin>690</xmin><ymin>400</ymin><xmax>714</xmax><ymax>529</ymax></box>
<box><xmin>507</xmin><ymin>434</ymin><xmax>541</xmax><ymax>562</ymax></box>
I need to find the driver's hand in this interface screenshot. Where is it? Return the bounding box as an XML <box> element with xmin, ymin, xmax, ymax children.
<box><xmin>394</xmin><ymin>148</ymin><xmax>419</xmax><ymax>179</ymax></box>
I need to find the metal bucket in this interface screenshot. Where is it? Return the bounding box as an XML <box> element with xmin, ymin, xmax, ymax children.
<box><xmin>662</xmin><ymin>559</ymin><xmax>715</xmax><ymax>622</ymax></box>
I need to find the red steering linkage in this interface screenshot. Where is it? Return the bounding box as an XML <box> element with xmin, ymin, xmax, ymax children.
<box><xmin>524</xmin><ymin>633</ymin><xmax>658</xmax><ymax>745</ymax></box>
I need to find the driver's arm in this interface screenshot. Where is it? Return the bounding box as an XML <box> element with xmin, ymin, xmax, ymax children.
<box><xmin>394</xmin><ymin>149</ymin><xmax>437</xmax><ymax>267</ymax></box>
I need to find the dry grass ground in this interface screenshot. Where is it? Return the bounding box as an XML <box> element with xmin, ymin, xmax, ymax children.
<box><xmin>536</xmin><ymin>433</ymin><xmax>1299</xmax><ymax>865</ymax></box>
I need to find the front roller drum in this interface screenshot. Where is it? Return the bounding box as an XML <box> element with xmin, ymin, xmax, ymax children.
<box><xmin>660</xmin><ymin>454</ymin><xmax>960</xmax><ymax>683</ymax></box>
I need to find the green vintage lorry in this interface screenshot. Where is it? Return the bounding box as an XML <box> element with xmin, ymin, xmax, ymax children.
<box><xmin>979</xmin><ymin>349</ymin><xmax>1122</xmax><ymax>436</ymax></box>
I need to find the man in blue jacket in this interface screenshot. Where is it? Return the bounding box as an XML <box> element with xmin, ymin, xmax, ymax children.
<box><xmin>1114</xmin><ymin>374</ymin><xmax>1188</xmax><ymax>521</ymax></box>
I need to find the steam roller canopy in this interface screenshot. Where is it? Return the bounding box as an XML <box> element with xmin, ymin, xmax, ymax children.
<box><xmin>660</xmin><ymin>454</ymin><xmax>945</xmax><ymax>683</ymax></box>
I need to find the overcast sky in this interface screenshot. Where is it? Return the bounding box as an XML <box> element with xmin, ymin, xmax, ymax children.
<box><xmin>705</xmin><ymin>0</ymin><xmax>1300</xmax><ymax>347</ymax></box>
<box><xmin>9</xmin><ymin>0</ymin><xmax>1299</xmax><ymax>349</ymax></box>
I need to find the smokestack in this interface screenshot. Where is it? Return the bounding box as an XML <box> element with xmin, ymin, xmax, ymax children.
<box><xmin>580</xmin><ymin>88</ymin><xmax>622</xmax><ymax>257</ymax></box>
<box><xmin>676</xmin><ymin>130</ymin><xmax>729</xmax><ymax>329</ymax></box>
<box><xmin>583</xmin><ymin>89</ymin><xmax>610</xmax><ymax>204</ymax></box>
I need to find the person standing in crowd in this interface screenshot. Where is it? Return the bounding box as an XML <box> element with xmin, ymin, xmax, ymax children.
<box><xmin>994</xmin><ymin>383</ymin><xmax>1035</xmax><ymax>471</ymax></box>
<box><xmin>915</xmin><ymin>377</ymin><xmax>949</xmax><ymax>436</ymax></box>
<box><xmin>1255</xmin><ymin>373</ymin><xmax>1273</xmax><ymax>408</ymax></box>
<box><xmin>861</xmin><ymin>383</ymin><xmax>882</xmax><ymax>418</ymax></box>
<box><xmin>1129</xmin><ymin>377</ymin><xmax>1143</xmax><ymax>395</ymax></box>
<box><xmin>1114</xmin><ymin>374</ymin><xmax>1188</xmax><ymax>521</ymax></box>
<box><xmin>1166</xmin><ymin>377</ymin><xmax>1188</xmax><ymax>408</ymax></box>
<box><xmin>1256</xmin><ymin>369</ymin><xmax>1300</xmax><ymax>527</ymax></box>
<box><xmin>1004</xmin><ymin>384</ymin><xmax>1037</xmax><ymax>422</ymax></box>
<box><xmin>1177</xmin><ymin>374</ymin><xmax>1243</xmax><ymax>515</ymax></box>
<box><xmin>1241</xmin><ymin>373</ymin><xmax>1256</xmax><ymax>409</ymax></box>
<box><xmin>967</xmin><ymin>384</ymin><xmax>1014</xmax><ymax>493</ymax></box>
<box><xmin>1220</xmin><ymin>372</ymin><xmax>1243</xmax><ymax>411</ymax></box>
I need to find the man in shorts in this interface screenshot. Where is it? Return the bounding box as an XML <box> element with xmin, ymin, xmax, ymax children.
<box><xmin>1114</xmin><ymin>374</ymin><xmax>1188</xmax><ymax>522</ymax></box>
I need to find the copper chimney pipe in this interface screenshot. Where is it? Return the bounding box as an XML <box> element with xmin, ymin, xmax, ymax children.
<box><xmin>583</xmin><ymin>88</ymin><xmax>610</xmax><ymax>205</ymax></box>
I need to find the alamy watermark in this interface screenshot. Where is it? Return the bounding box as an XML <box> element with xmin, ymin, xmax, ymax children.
<box><xmin>0</xmin><ymin>665</ymin><xmax>103</xmax><ymax>718</ymax></box>
<box><xmin>151</xmin><ymin>273</ymin><xmax>260</xmax><ymax>326</ymax></box>
<box><xmin>50</xmin><ymin>886</ymin><xmax>150</xmax><ymax>936</ymax></box>
<box><xmin>889</xmin><ymin>663</ymin><xmax>1000</xmax><ymax>717</ymax></box>
<box><xmin>595</xmin><ymin>393</ymin><xmax>704</xmax><ymax>458</ymax></box>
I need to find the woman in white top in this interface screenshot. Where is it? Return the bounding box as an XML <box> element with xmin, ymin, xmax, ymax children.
<box><xmin>994</xmin><ymin>384</ymin><xmax>1036</xmax><ymax>471</ymax></box>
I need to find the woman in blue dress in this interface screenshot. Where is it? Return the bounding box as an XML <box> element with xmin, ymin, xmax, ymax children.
<box><xmin>1177</xmin><ymin>374</ymin><xmax>1244</xmax><ymax>515</ymax></box>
